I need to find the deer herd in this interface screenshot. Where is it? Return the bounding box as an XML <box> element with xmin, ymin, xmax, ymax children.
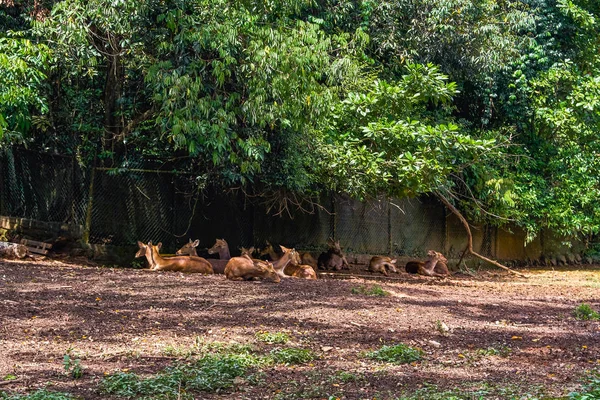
<box><xmin>135</xmin><ymin>238</ymin><xmax>450</xmax><ymax>282</ymax></box>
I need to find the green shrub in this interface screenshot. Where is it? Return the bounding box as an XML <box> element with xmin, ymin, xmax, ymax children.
<box><xmin>270</xmin><ymin>348</ymin><xmax>315</xmax><ymax>365</ymax></box>
<box><xmin>366</xmin><ymin>344</ymin><xmax>423</xmax><ymax>364</ymax></box>
<box><xmin>574</xmin><ymin>303</ymin><xmax>600</xmax><ymax>320</ymax></box>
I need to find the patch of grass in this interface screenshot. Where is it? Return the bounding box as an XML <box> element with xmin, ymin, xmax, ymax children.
<box><xmin>0</xmin><ymin>391</ymin><xmax>76</xmax><ymax>400</ymax></box>
<box><xmin>366</xmin><ymin>344</ymin><xmax>423</xmax><ymax>364</ymax></box>
<box><xmin>255</xmin><ymin>331</ymin><xmax>290</xmax><ymax>344</ymax></box>
<box><xmin>351</xmin><ymin>284</ymin><xmax>389</xmax><ymax>297</ymax></box>
<box><xmin>573</xmin><ymin>303</ymin><xmax>600</xmax><ymax>320</ymax></box>
<box><xmin>332</xmin><ymin>370</ymin><xmax>361</xmax><ymax>383</ymax></box>
<box><xmin>103</xmin><ymin>344</ymin><xmax>269</xmax><ymax>398</ymax></box>
<box><xmin>475</xmin><ymin>345</ymin><xmax>511</xmax><ymax>358</ymax></box>
<box><xmin>162</xmin><ymin>343</ymin><xmax>193</xmax><ymax>358</ymax></box>
<box><xmin>270</xmin><ymin>348</ymin><xmax>315</xmax><ymax>365</ymax></box>
<box><xmin>569</xmin><ymin>369</ymin><xmax>600</xmax><ymax>399</ymax></box>
<box><xmin>397</xmin><ymin>382</ymin><xmax>552</xmax><ymax>400</ymax></box>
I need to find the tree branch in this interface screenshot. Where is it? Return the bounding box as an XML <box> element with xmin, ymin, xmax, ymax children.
<box><xmin>435</xmin><ymin>190</ymin><xmax>527</xmax><ymax>278</ymax></box>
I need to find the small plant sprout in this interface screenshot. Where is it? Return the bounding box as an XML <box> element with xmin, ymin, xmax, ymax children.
<box><xmin>573</xmin><ymin>303</ymin><xmax>600</xmax><ymax>320</ymax></box>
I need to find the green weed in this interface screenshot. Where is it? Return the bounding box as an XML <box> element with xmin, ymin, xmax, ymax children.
<box><xmin>366</xmin><ymin>344</ymin><xmax>423</xmax><ymax>364</ymax></box>
<box><xmin>0</xmin><ymin>390</ymin><xmax>76</xmax><ymax>400</ymax></box>
<box><xmin>63</xmin><ymin>353</ymin><xmax>83</xmax><ymax>379</ymax></box>
<box><xmin>102</xmin><ymin>351</ymin><xmax>268</xmax><ymax>399</ymax></box>
<box><xmin>255</xmin><ymin>331</ymin><xmax>290</xmax><ymax>344</ymax></box>
<box><xmin>270</xmin><ymin>348</ymin><xmax>315</xmax><ymax>365</ymax></box>
<box><xmin>476</xmin><ymin>345</ymin><xmax>511</xmax><ymax>358</ymax></box>
<box><xmin>351</xmin><ymin>285</ymin><xmax>389</xmax><ymax>297</ymax></box>
<box><xmin>569</xmin><ymin>369</ymin><xmax>600</xmax><ymax>399</ymax></box>
<box><xmin>573</xmin><ymin>303</ymin><xmax>600</xmax><ymax>320</ymax></box>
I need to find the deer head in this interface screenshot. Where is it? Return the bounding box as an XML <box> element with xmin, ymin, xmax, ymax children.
<box><xmin>176</xmin><ymin>239</ymin><xmax>200</xmax><ymax>255</ymax></box>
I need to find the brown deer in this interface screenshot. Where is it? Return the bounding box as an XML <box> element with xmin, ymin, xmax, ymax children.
<box><xmin>176</xmin><ymin>239</ymin><xmax>200</xmax><ymax>256</ymax></box>
<box><xmin>208</xmin><ymin>238</ymin><xmax>231</xmax><ymax>259</ymax></box>
<box><xmin>317</xmin><ymin>238</ymin><xmax>350</xmax><ymax>271</ymax></box>
<box><xmin>367</xmin><ymin>256</ymin><xmax>398</xmax><ymax>276</ymax></box>
<box><xmin>260</xmin><ymin>241</ymin><xmax>317</xmax><ymax>269</ymax></box>
<box><xmin>273</xmin><ymin>246</ymin><xmax>318</xmax><ymax>280</ymax></box>
<box><xmin>203</xmin><ymin>238</ymin><xmax>232</xmax><ymax>274</ymax></box>
<box><xmin>136</xmin><ymin>241</ymin><xmax>213</xmax><ymax>274</ymax></box>
<box><xmin>224</xmin><ymin>255</ymin><xmax>280</xmax><ymax>282</ymax></box>
<box><xmin>405</xmin><ymin>250</ymin><xmax>449</xmax><ymax>278</ymax></box>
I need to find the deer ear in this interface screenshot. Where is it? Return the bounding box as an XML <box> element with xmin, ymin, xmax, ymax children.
<box><xmin>156</xmin><ymin>242</ymin><xmax>163</xmax><ymax>250</ymax></box>
<box><xmin>137</xmin><ymin>241</ymin><xmax>145</xmax><ymax>248</ymax></box>
<box><xmin>192</xmin><ymin>239</ymin><xmax>200</xmax><ymax>247</ymax></box>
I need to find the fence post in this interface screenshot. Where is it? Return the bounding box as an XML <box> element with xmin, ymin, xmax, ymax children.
<box><xmin>82</xmin><ymin>165</ymin><xmax>96</xmax><ymax>244</ymax></box>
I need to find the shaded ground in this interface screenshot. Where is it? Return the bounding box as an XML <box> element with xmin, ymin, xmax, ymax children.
<box><xmin>0</xmin><ymin>258</ymin><xmax>599</xmax><ymax>399</ymax></box>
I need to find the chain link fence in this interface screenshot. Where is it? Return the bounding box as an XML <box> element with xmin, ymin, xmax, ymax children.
<box><xmin>1</xmin><ymin>147</ymin><xmax>498</xmax><ymax>259</ymax></box>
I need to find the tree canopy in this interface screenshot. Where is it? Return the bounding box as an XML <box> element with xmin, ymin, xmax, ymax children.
<box><xmin>1</xmin><ymin>0</ymin><xmax>600</xmax><ymax>245</ymax></box>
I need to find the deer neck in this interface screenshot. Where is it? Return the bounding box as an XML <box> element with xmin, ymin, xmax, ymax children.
<box><xmin>424</xmin><ymin>258</ymin><xmax>439</xmax><ymax>272</ymax></box>
<box><xmin>149</xmin><ymin>246</ymin><xmax>170</xmax><ymax>269</ymax></box>
<box><xmin>273</xmin><ymin>252</ymin><xmax>292</xmax><ymax>273</ymax></box>
<box><xmin>218</xmin><ymin>246</ymin><xmax>231</xmax><ymax>260</ymax></box>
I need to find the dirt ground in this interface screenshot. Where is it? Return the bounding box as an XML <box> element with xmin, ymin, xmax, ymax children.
<box><xmin>0</xmin><ymin>257</ymin><xmax>599</xmax><ymax>399</ymax></box>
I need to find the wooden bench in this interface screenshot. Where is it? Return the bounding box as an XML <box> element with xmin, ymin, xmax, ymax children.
<box><xmin>20</xmin><ymin>239</ymin><xmax>53</xmax><ymax>255</ymax></box>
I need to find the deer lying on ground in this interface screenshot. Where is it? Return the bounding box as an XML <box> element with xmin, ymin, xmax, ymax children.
<box><xmin>367</xmin><ymin>256</ymin><xmax>398</xmax><ymax>276</ymax></box>
<box><xmin>176</xmin><ymin>239</ymin><xmax>200</xmax><ymax>256</ymax></box>
<box><xmin>405</xmin><ymin>250</ymin><xmax>449</xmax><ymax>278</ymax></box>
<box><xmin>317</xmin><ymin>238</ymin><xmax>350</xmax><ymax>271</ymax></box>
<box><xmin>136</xmin><ymin>241</ymin><xmax>213</xmax><ymax>274</ymax></box>
<box><xmin>272</xmin><ymin>246</ymin><xmax>317</xmax><ymax>280</ymax></box>
<box><xmin>260</xmin><ymin>241</ymin><xmax>318</xmax><ymax>269</ymax></box>
<box><xmin>175</xmin><ymin>238</ymin><xmax>231</xmax><ymax>274</ymax></box>
<box><xmin>224</xmin><ymin>255</ymin><xmax>280</xmax><ymax>283</ymax></box>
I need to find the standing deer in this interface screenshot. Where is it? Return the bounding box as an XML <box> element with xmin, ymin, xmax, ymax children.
<box><xmin>317</xmin><ymin>238</ymin><xmax>350</xmax><ymax>271</ymax></box>
<box><xmin>136</xmin><ymin>241</ymin><xmax>213</xmax><ymax>274</ymax></box>
<box><xmin>405</xmin><ymin>250</ymin><xmax>449</xmax><ymax>278</ymax></box>
<box><xmin>367</xmin><ymin>256</ymin><xmax>398</xmax><ymax>276</ymax></box>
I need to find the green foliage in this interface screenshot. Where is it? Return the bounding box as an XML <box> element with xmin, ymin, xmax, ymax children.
<box><xmin>366</xmin><ymin>343</ymin><xmax>423</xmax><ymax>364</ymax></box>
<box><xmin>569</xmin><ymin>370</ymin><xmax>600</xmax><ymax>400</ymax></box>
<box><xmin>270</xmin><ymin>348</ymin><xmax>315</xmax><ymax>365</ymax></box>
<box><xmin>0</xmin><ymin>390</ymin><xmax>75</xmax><ymax>400</ymax></box>
<box><xmin>351</xmin><ymin>284</ymin><xmax>389</xmax><ymax>297</ymax></box>
<box><xmin>0</xmin><ymin>35</ymin><xmax>50</xmax><ymax>145</ymax></box>
<box><xmin>573</xmin><ymin>304</ymin><xmax>600</xmax><ymax>321</ymax></box>
<box><xmin>255</xmin><ymin>331</ymin><xmax>290</xmax><ymax>344</ymax></box>
<box><xmin>5</xmin><ymin>0</ymin><xmax>600</xmax><ymax>245</ymax></box>
<box><xmin>103</xmin><ymin>351</ymin><xmax>267</xmax><ymax>398</ymax></box>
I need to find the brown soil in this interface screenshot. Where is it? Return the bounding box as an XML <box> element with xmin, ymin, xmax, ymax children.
<box><xmin>1</xmin><ymin>257</ymin><xmax>599</xmax><ymax>399</ymax></box>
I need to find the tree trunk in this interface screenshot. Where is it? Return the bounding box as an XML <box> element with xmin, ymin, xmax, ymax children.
<box><xmin>0</xmin><ymin>242</ymin><xmax>28</xmax><ymax>258</ymax></box>
<box><xmin>435</xmin><ymin>191</ymin><xmax>527</xmax><ymax>278</ymax></box>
